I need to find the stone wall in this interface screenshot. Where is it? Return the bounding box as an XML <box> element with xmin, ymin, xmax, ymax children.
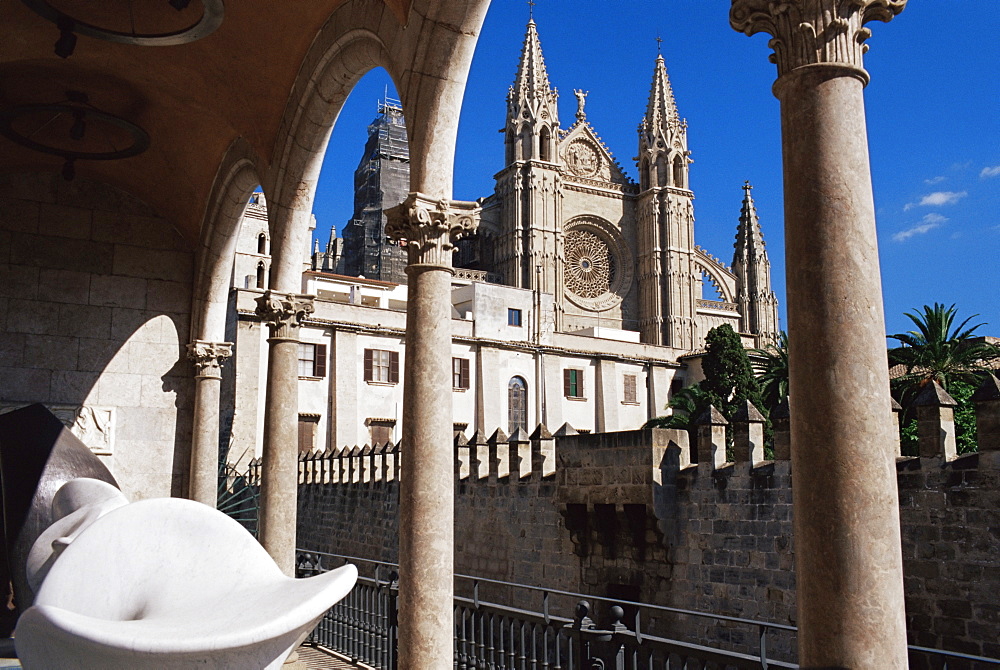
<box><xmin>293</xmin><ymin>396</ymin><xmax>1000</xmax><ymax>661</ymax></box>
<box><xmin>0</xmin><ymin>172</ymin><xmax>194</xmax><ymax>499</ymax></box>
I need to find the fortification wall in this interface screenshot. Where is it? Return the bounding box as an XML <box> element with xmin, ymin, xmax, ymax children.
<box><xmin>292</xmin><ymin>387</ymin><xmax>1000</xmax><ymax>660</ymax></box>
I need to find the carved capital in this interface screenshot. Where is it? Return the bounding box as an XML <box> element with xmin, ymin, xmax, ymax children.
<box><xmin>384</xmin><ymin>193</ymin><xmax>480</xmax><ymax>269</ymax></box>
<box><xmin>730</xmin><ymin>0</ymin><xmax>906</xmax><ymax>79</ymax></box>
<box><xmin>254</xmin><ymin>291</ymin><xmax>315</xmax><ymax>340</ymax></box>
<box><xmin>187</xmin><ymin>340</ymin><xmax>233</xmax><ymax>378</ymax></box>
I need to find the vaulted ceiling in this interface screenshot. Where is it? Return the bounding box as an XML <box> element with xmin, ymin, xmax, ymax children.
<box><xmin>0</xmin><ymin>0</ymin><xmax>411</xmax><ymax>244</ymax></box>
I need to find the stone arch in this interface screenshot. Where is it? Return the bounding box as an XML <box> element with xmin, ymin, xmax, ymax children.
<box><xmin>264</xmin><ymin>28</ymin><xmax>396</xmax><ymax>292</ymax></box>
<box><xmin>656</xmin><ymin>153</ymin><xmax>669</xmax><ymax>187</ymax></box>
<box><xmin>693</xmin><ymin>248</ymin><xmax>738</xmax><ymax>304</ymax></box>
<box><xmin>190</xmin><ymin>136</ymin><xmax>263</xmax><ymax>343</ymax></box>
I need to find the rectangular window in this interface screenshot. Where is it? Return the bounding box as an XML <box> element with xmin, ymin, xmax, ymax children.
<box><xmin>297</xmin><ymin>415</ymin><xmax>319</xmax><ymax>454</ymax></box>
<box><xmin>564</xmin><ymin>369</ymin><xmax>584</xmax><ymax>398</ymax></box>
<box><xmin>368</xmin><ymin>419</ymin><xmax>395</xmax><ymax>446</ymax></box>
<box><xmin>452</xmin><ymin>357</ymin><xmax>470</xmax><ymax>390</ymax></box>
<box><xmin>364</xmin><ymin>349</ymin><xmax>400</xmax><ymax>384</ymax></box>
<box><xmin>623</xmin><ymin>374</ymin><xmax>638</xmax><ymax>404</ymax></box>
<box><xmin>508</xmin><ymin>308</ymin><xmax>522</xmax><ymax>327</ymax></box>
<box><xmin>297</xmin><ymin>343</ymin><xmax>327</xmax><ymax>378</ymax></box>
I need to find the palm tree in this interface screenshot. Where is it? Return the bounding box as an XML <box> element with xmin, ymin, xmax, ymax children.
<box><xmin>888</xmin><ymin>303</ymin><xmax>998</xmax><ymax>399</ymax></box>
<box><xmin>750</xmin><ymin>331</ymin><xmax>789</xmax><ymax>413</ymax></box>
<box><xmin>642</xmin><ymin>383</ymin><xmax>712</xmax><ymax>431</ymax></box>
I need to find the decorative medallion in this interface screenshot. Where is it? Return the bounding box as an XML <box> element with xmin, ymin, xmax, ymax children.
<box><xmin>562</xmin><ymin>217</ymin><xmax>634</xmax><ymax>312</ymax></box>
<box><xmin>564</xmin><ymin>139</ymin><xmax>600</xmax><ymax>178</ymax></box>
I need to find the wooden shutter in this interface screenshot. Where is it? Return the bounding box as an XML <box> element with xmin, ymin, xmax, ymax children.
<box><xmin>564</xmin><ymin>369</ymin><xmax>571</xmax><ymax>396</ymax></box>
<box><xmin>460</xmin><ymin>358</ymin><xmax>470</xmax><ymax>389</ymax></box>
<box><xmin>314</xmin><ymin>343</ymin><xmax>327</xmax><ymax>378</ymax></box>
<box><xmin>389</xmin><ymin>351</ymin><xmax>400</xmax><ymax>383</ymax></box>
<box><xmin>363</xmin><ymin>349</ymin><xmax>373</xmax><ymax>381</ymax></box>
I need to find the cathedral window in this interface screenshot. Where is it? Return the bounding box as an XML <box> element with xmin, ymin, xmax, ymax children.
<box><xmin>508</xmin><ymin>308</ymin><xmax>522</xmax><ymax>327</ymax></box>
<box><xmin>256</xmin><ymin>262</ymin><xmax>266</xmax><ymax>289</ymax></box>
<box><xmin>564</xmin><ymin>369</ymin><xmax>584</xmax><ymax>399</ymax></box>
<box><xmin>508</xmin><ymin>377</ymin><xmax>527</xmax><ymax>434</ymax></box>
<box><xmin>539</xmin><ymin>126</ymin><xmax>551</xmax><ymax>162</ymax></box>
<box><xmin>623</xmin><ymin>374</ymin><xmax>638</xmax><ymax>404</ymax></box>
<box><xmin>364</xmin><ymin>349</ymin><xmax>399</xmax><ymax>384</ymax></box>
<box><xmin>452</xmin><ymin>357</ymin><xmax>470</xmax><ymax>390</ymax></box>
<box><xmin>298</xmin><ymin>343</ymin><xmax>327</xmax><ymax>378</ymax></box>
<box><xmin>673</xmin><ymin>154</ymin><xmax>685</xmax><ymax>188</ymax></box>
<box><xmin>257</xmin><ymin>232</ymin><xmax>268</xmax><ymax>255</ymax></box>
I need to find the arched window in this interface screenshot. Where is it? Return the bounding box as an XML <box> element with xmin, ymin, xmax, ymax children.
<box><xmin>673</xmin><ymin>154</ymin><xmax>685</xmax><ymax>188</ymax></box>
<box><xmin>508</xmin><ymin>376</ymin><xmax>527</xmax><ymax>434</ymax></box>
<box><xmin>257</xmin><ymin>232</ymin><xmax>268</xmax><ymax>255</ymax></box>
<box><xmin>657</xmin><ymin>155</ymin><xmax>669</xmax><ymax>187</ymax></box>
<box><xmin>539</xmin><ymin>126</ymin><xmax>551</xmax><ymax>162</ymax></box>
<box><xmin>256</xmin><ymin>262</ymin><xmax>266</xmax><ymax>289</ymax></box>
<box><xmin>640</xmin><ymin>158</ymin><xmax>649</xmax><ymax>191</ymax></box>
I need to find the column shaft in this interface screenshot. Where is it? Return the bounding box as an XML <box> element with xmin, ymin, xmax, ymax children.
<box><xmin>260</xmin><ymin>336</ymin><xmax>300</xmax><ymax>575</ymax></box>
<box><xmin>777</xmin><ymin>66</ymin><xmax>907</xmax><ymax>668</ymax></box>
<box><xmin>190</xmin><ymin>376</ymin><xmax>222</xmax><ymax>505</ymax></box>
<box><xmin>187</xmin><ymin>340</ymin><xmax>232</xmax><ymax>506</ymax></box>
<box><xmin>397</xmin><ymin>266</ymin><xmax>455</xmax><ymax>668</ymax></box>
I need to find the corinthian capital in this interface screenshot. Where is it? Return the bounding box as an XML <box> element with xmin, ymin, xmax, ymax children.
<box><xmin>730</xmin><ymin>0</ymin><xmax>906</xmax><ymax>79</ymax></box>
<box><xmin>187</xmin><ymin>340</ymin><xmax>233</xmax><ymax>378</ymax></box>
<box><xmin>254</xmin><ymin>291</ymin><xmax>315</xmax><ymax>340</ymax></box>
<box><xmin>385</xmin><ymin>193</ymin><xmax>480</xmax><ymax>269</ymax></box>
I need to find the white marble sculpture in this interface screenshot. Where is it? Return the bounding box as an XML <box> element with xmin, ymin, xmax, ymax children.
<box><xmin>15</xmin><ymin>478</ymin><xmax>357</xmax><ymax>670</ymax></box>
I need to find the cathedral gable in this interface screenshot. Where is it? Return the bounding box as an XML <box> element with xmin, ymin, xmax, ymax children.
<box><xmin>558</xmin><ymin>124</ymin><xmax>633</xmax><ymax>189</ymax></box>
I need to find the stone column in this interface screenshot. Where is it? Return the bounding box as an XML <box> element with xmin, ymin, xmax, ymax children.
<box><xmin>187</xmin><ymin>340</ymin><xmax>233</xmax><ymax>505</ymax></box>
<box><xmin>731</xmin><ymin>2</ymin><xmax>908</xmax><ymax>667</ymax></box>
<box><xmin>254</xmin><ymin>291</ymin><xmax>315</xmax><ymax>575</ymax></box>
<box><xmin>385</xmin><ymin>193</ymin><xmax>479</xmax><ymax>670</ymax></box>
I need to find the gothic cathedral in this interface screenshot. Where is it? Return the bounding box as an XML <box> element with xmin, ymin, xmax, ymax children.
<box><xmin>473</xmin><ymin>20</ymin><xmax>779</xmax><ymax>349</ymax></box>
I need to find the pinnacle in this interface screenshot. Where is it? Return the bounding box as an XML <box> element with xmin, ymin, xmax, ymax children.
<box><xmin>733</xmin><ymin>180</ymin><xmax>766</xmax><ymax>262</ymax></box>
<box><xmin>512</xmin><ymin>18</ymin><xmax>554</xmax><ymax>102</ymax></box>
<box><xmin>642</xmin><ymin>53</ymin><xmax>679</xmax><ymax>137</ymax></box>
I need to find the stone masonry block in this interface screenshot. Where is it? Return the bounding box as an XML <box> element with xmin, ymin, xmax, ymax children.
<box><xmin>90</xmin><ymin>274</ymin><xmax>147</xmax><ymax>309</ymax></box>
<box><xmin>58</xmin><ymin>303</ymin><xmax>112</xmax><ymax>339</ymax></box>
<box><xmin>0</xmin><ymin>264</ymin><xmax>40</xmax><ymax>299</ymax></box>
<box><xmin>6</xmin><ymin>298</ymin><xmax>59</xmax><ymax>335</ymax></box>
<box><xmin>39</xmin><ymin>202</ymin><xmax>93</xmax><ymax>240</ymax></box>
<box><xmin>36</xmin><ymin>268</ymin><xmax>92</xmax><ymax>305</ymax></box>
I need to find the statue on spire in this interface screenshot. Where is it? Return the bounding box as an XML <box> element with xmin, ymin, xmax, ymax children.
<box><xmin>574</xmin><ymin>89</ymin><xmax>587</xmax><ymax>122</ymax></box>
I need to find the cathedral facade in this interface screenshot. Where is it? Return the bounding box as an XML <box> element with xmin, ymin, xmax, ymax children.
<box><xmin>471</xmin><ymin>20</ymin><xmax>779</xmax><ymax>348</ymax></box>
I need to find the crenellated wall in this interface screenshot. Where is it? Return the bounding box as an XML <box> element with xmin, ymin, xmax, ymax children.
<box><xmin>291</xmin><ymin>380</ymin><xmax>1000</xmax><ymax>660</ymax></box>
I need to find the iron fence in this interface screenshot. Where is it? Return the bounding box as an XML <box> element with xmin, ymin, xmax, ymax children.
<box><xmin>296</xmin><ymin>550</ymin><xmax>1000</xmax><ymax>670</ymax></box>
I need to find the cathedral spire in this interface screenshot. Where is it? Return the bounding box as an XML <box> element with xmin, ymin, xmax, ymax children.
<box><xmin>505</xmin><ymin>19</ymin><xmax>559</xmax><ymax>164</ymax></box>
<box><xmin>637</xmin><ymin>52</ymin><xmax>688</xmax><ymax>191</ymax></box>
<box><xmin>642</xmin><ymin>54</ymin><xmax>679</xmax><ymax>136</ymax></box>
<box><xmin>732</xmin><ymin>181</ymin><xmax>780</xmax><ymax>345</ymax></box>
<box><xmin>734</xmin><ymin>181</ymin><xmax>766</xmax><ymax>260</ymax></box>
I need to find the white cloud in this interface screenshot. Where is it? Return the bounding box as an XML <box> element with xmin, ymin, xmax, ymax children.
<box><xmin>892</xmin><ymin>213</ymin><xmax>948</xmax><ymax>242</ymax></box>
<box><xmin>924</xmin><ymin>176</ymin><xmax>946</xmax><ymax>185</ymax></box>
<box><xmin>919</xmin><ymin>191</ymin><xmax>967</xmax><ymax>206</ymax></box>
<box><xmin>981</xmin><ymin>166</ymin><xmax>1000</xmax><ymax>178</ymax></box>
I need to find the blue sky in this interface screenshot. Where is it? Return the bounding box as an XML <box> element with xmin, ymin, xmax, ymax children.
<box><xmin>312</xmin><ymin>1</ymin><xmax>1000</xmax><ymax>339</ymax></box>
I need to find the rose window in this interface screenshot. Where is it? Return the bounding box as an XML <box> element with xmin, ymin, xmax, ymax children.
<box><xmin>565</xmin><ymin>230</ymin><xmax>615</xmax><ymax>299</ymax></box>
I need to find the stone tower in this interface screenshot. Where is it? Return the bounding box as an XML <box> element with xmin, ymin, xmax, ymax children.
<box><xmin>636</xmin><ymin>54</ymin><xmax>697</xmax><ymax>349</ymax></box>
<box><xmin>341</xmin><ymin>99</ymin><xmax>410</xmax><ymax>283</ymax></box>
<box><xmin>732</xmin><ymin>182</ymin><xmax>780</xmax><ymax>345</ymax></box>
<box><xmin>495</xmin><ymin>19</ymin><xmax>564</xmax><ymax>307</ymax></box>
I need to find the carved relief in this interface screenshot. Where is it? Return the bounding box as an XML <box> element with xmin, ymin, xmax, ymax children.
<box><xmin>187</xmin><ymin>340</ymin><xmax>233</xmax><ymax>378</ymax></box>
<box><xmin>564</xmin><ymin>140</ymin><xmax>601</xmax><ymax>178</ymax></box>
<box><xmin>255</xmin><ymin>292</ymin><xmax>315</xmax><ymax>340</ymax></box>
<box><xmin>730</xmin><ymin>0</ymin><xmax>906</xmax><ymax>78</ymax></box>
<box><xmin>0</xmin><ymin>404</ymin><xmax>115</xmax><ymax>455</ymax></box>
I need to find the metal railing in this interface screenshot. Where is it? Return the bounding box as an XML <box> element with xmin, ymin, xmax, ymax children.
<box><xmin>296</xmin><ymin>550</ymin><xmax>1000</xmax><ymax>670</ymax></box>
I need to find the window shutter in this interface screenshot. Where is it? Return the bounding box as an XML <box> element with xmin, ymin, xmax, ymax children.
<box><xmin>314</xmin><ymin>343</ymin><xmax>327</xmax><ymax>378</ymax></box>
<box><xmin>564</xmin><ymin>369</ymin><xmax>571</xmax><ymax>396</ymax></box>
<box><xmin>460</xmin><ymin>358</ymin><xmax>470</xmax><ymax>389</ymax></box>
<box><xmin>364</xmin><ymin>349</ymin><xmax>373</xmax><ymax>382</ymax></box>
<box><xmin>389</xmin><ymin>351</ymin><xmax>400</xmax><ymax>383</ymax></box>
